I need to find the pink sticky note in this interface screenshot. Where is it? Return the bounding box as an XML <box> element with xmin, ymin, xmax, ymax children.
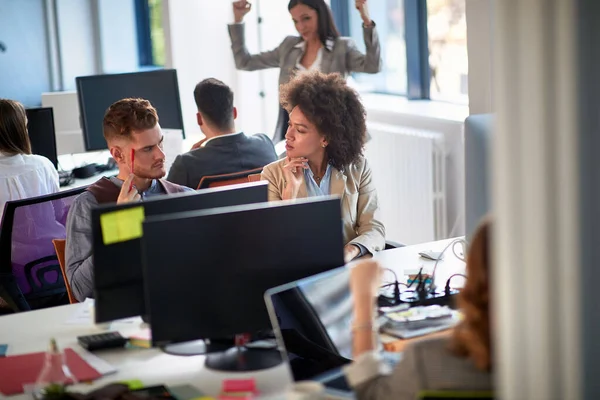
<box><xmin>222</xmin><ymin>379</ymin><xmax>256</xmax><ymax>393</ymax></box>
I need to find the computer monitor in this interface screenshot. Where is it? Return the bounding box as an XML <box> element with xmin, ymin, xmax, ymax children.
<box><xmin>91</xmin><ymin>181</ymin><xmax>268</xmax><ymax>323</ymax></box>
<box><xmin>76</xmin><ymin>69</ymin><xmax>185</xmax><ymax>151</ymax></box>
<box><xmin>264</xmin><ymin>266</ymin><xmax>402</xmax><ymax>397</ymax></box>
<box><xmin>465</xmin><ymin>114</ymin><xmax>493</xmax><ymax>240</ymax></box>
<box><xmin>141</xmin><ymin>197</ymin><xmax>345</xmax><ymax>369</ymax></box>
<box><xmin>25</xmin><ymin>107</ymin><xmax>58</xmax><ymax>169</ymax></box>
<box><xmin>264</xmin><ymin>266</ymin><xmax>354</xmax><ymax>395</ymax></box>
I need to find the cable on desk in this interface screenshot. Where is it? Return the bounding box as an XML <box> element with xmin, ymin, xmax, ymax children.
<box><xmin>383</xmin><ymin>268</ymin><xmax>398</xmax><ymax>282</ymax></box>
<box><xmin>427</xmin><ymin>239</ymin><xmax>468</xmax><ymax>295</ymax></box>
<box><xmin>444</xmin><ymin>273</ymin><xmax>467</xmax><ymax>296</ymax></box>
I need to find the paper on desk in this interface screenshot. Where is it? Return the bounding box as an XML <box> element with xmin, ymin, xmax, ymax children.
<box><xmin>76</xmin><ymin>347</ymin><xmax>118</xmax><ymax>376</ymax></box>
<box><xmin>109</xmin><ymin>316</ymin><xmax>145</xmax><ymax>332</ymax></box>
<box><xmin>65</xmin><ymin>298</ymin><xmax>95</xmax><ymax>325</ymax></box>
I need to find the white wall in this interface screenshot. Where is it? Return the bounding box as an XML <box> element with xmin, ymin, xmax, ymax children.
<box><xmin>162</xmin><ymin>0</ymin><xmax>296</xmax><ymax>142</ymax></box>
<box><xmin>162</xmin><ymin>0</ymin><xmax>238</xmax><ymax>144</ymax></box>
<box><xmin>0</xmin><ymin>0</ymin><xmax>52</xmax><ymax>106</ymax></box>
<box><xmin>252</xmin><ymin>0</ymin><xmax>298</xmax><ymax>136</ymax></box>
<box><xmin>361</xmin><ymin>94</ymin><xmax>468</xmax><ymax>237</ymax></box>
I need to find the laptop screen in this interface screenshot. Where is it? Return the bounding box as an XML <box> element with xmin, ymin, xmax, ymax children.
<box><xmin>265</xmin><ymin>267</ymin><xmax>353</xmax><ymax>381</ymax></box>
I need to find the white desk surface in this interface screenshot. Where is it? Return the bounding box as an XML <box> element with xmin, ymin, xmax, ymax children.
<box><xmin>0</xmin><ymin>238</ymin><xmax>464</xmax><ymax>398</ymax></box>
<box><xmin>60</xmin><ymin>169</ymin><xmax>119</xmax><ymax>192</ymax></box>
<box><xmin>373</xmin><ymin>237</ymin><xmax>466</xmax><ymax>288</ymax></box>
<box><xmin>0</xmin><ymin>303</ymin><xmax>292</xmax><ymax>399</ymax></box>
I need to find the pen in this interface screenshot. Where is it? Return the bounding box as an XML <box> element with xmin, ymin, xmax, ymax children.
<box><xmin>129</xmin><ymin>148</ymin><xmax>135</xmax><ymax>191</ymax></box>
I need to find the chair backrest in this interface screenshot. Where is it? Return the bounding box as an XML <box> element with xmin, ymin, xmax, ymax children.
<box><xmin>248</xmin><ymin>173</ymin><xmax>262</xmax><ymax>183</ymax></box>
<box><xmin>197</xmin><ymin>167</ymin><xmax>264</xmax><ymax>189</ymax></box>
<box><xmin>52</xmin><ymin>239</ymin><xmax>77</xmax><ymax>304</ymax></box>
<box><xmin>418</xmin><ymin>390</ymin><xmax>494</xmax><ymax>400</ymax></box>
<box><xmin>0</xmin><ymin>187</ymin><xmax>87</xmax><ymax>311</ymax></box>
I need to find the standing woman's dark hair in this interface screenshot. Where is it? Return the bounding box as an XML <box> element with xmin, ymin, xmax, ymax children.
<box><xmin>0</xmin><ymin>99</ymin><xmax>31</xmax><ymax>155</ymax></box>
<box><xmin>288</xmin><ymin>0</ymin><xmax>340</xmax><ymax>47</ymax></box>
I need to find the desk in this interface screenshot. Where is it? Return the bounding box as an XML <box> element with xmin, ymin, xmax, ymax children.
<box><xmin>373</xmin><ymin>237</ymin><xmax>466</xmax><ymax>286</ymax></box>
<box><xmin>60</xmin><ymin>169</ymin><xmax>119</xmax><ymax>192</ymax></box>
<box><xmin>0</xmin><ymin>238</ymin><xmax>464</xmax><ymax>398</ymax></box>
<box><xmin>372</xmin><ymin>237</ymin><xmax>466</xmax><ymax>352</ymax></box>
<box><xmin>0</xmin><ymin>304</ymin><xmax>292</xmax><ymax>399</ymax></box>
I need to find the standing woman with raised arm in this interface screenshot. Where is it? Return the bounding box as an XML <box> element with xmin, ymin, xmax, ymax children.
<box><xmin>228</xmin><ymin>0</ymin><xmax>381</xmax><ymax>143</ymax></box>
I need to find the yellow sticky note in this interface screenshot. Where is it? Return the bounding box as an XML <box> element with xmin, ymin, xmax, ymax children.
<box><xmin>100</xmin><ymin>206</ymin><xmax>145</xmax><ymax>245</ymax></box>
<box><xmin>120</xmin><ymin>379</ymin><xmax>144</xmax><ymax>390</ymax></box>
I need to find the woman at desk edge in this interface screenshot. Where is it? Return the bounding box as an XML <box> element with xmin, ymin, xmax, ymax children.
<box><xmin>228</xmin><ymin>0</ymin><xmax>382</xmax><ymax>142</ymax></box>
<box><xmin>345</xmin><ymin>219</ymin><xmax>494</xmax><ymax>399</ymax></box>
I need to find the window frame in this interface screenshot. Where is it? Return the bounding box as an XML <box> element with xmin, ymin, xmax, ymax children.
<box><xmin>134</xmin><ymin>0</ymin><xmax>155</xmax><ymax>67</ymax></box>
<box><xmin>331</xmin><ymin>0</ymin><xmax>432</xmax><ymax>100</ymax></box>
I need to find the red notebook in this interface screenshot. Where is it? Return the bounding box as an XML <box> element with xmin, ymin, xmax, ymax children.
<box><xmin>0</xmin><ymin>348</ymin><xmax>102</xmax><ymax>395</ymax></box>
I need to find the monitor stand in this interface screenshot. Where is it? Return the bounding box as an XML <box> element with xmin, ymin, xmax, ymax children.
<box><xmin>204</xmin><ymin>346</ymin><xmax>283</xmax><ymax>372</ymax></box>
<box><xmin>161</xmin><ymin>338</ymin><xmax>232</xmax><ymax>356</ymax></box>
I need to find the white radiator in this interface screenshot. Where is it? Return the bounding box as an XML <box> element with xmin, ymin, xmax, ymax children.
<box><xmin>365</xmin><ymin>122</ymin><xmax>446</xmax><ymax>245</ymax></box>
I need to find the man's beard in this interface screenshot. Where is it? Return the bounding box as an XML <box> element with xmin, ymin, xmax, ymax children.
<box><xmin>137</xmin><ymin>166</ymin><xmax>166</xmax><ymax>180</ymax></box>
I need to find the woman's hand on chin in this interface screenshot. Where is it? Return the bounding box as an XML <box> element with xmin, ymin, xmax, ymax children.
<box><xmin>282</xmin><ymin>156</ymin><xmax>307</xmax><ymax>199</ymax></box>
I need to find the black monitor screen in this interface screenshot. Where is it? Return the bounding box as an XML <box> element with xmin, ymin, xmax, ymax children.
<box><xmin>25</xmin><ymin>107</ymin><xmax>58</xmax><ymax>169</ymax></box>
<box><xmin>76</xmin><ymin>69</ymin><xmax>185</xmax><ymax>151</ymax></box>
<box><xmin>91</xmin><ymin>181</ymin><xmax>269</xmax><ymax>323</ymax></box>
<box><xmin>265</xmin><ymin>267</ymin><xmax>353</xmax><ymax>381</ymax></box>
<box><xmin>141</xmin><ymin>197</ymin><xmax>345</xmax><ymax>347</ymax></box>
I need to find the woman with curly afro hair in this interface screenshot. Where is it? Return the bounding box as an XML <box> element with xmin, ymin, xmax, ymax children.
<box><xmin>344</xmin><ymin>217</ymin><xmax>493</xmax><ymax>399</ymax></box>
<box><xmin>261</xmin><ymin>71</ymin><xmax>385</xmax><ymax>262</ymax></box>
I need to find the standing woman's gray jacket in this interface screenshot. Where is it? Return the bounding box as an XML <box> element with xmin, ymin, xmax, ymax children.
<box><xmin>227</xmin><ymin>22</ymin><xmax>382</xmax><ymax>141</ymax></box>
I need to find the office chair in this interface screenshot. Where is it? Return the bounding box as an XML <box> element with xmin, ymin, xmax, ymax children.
<box><xmin>418</xmin><ymin>390</ymin><xmax>494</xmax><ymax>399</ymax></box>
<box><xmin>197</xmin><ymin>167</ymin><xmax>264</xmax><ymax>189</ymax></box>
<box><xmin>52</xmin><ymin>239</ymin><xmax>78</xmax><ymax>304</ymax></box>
<box><xmin>0</xmin><ymin>187</ymin><xmax>87</xmax><ymax>312</ymax></box>
<box><xmin>248</xmin><ymin>173</ymin><xmax>262</xmax><ymax>182</ymax></box>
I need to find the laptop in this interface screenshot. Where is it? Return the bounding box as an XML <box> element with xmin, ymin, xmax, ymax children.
<box><xmin>264</xmin><ymin>266</ymin><xmax>401</xmax><ymax>399</ymax></box>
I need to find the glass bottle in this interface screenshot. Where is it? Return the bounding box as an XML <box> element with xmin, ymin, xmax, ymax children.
<box><xmin>33</xmin><ymin>338</ymin><xmax>77</xmax><ymax>400</ymax></box>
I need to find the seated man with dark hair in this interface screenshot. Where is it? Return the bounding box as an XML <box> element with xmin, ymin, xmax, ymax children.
<box><xmin>167</xmin><ymin>78</ymin><xmax>277</xmax><ymax>189</ymax></box>
<box><xmin>66</xmin><ymin>98</ymin><xmax>192</xmax><ymax>301</ymax></box>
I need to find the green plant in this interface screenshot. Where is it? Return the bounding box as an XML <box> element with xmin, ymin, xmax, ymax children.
<box><xmin>40</xmin><ymin>383</ymin><xmax>68</xmax><ymax>400</ymax></box>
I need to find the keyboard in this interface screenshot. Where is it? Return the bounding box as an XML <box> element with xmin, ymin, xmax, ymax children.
<box><xmin>59</xmin><ymin>171</ymin><xmax>74</xmax><ymax>187</ymax></box>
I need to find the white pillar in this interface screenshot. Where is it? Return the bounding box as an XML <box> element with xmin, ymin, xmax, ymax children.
<box><xmin>465</xmin><ymin>0</ymin><xmax>494</xmax><ymax>115</ymax></box>
<box><xmin>492</xmin><ymin>0</ymin><xmax>581</xmax><ymax>398</ymax></box>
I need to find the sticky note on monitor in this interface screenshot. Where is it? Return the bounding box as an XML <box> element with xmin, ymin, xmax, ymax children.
<box><xmin>100</xmin><ymin>206</ymin><xmax>145</xmax><ymax>245</ymax></box>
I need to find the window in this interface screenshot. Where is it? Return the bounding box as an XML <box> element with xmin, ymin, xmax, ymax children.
<box><xmin>346</xmin><ymin>0</ymin><xmax>407</xmax><ymax>95</ymax></box>
<box><xmin>135</xmin><ymin>0</ymin><xmax>165</xmax><ymax>67</ymax></box>
<box><xmin>427</xmin><ymin>0</ymin><xmax>468</xmax><ymax>103</ymax></box>
<box><xmin>333</xmin><ymin>0</ymin><xmax>467</xmax><ymax>103</ymax></box>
